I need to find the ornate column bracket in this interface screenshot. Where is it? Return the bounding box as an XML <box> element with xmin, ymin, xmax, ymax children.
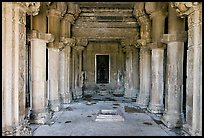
<box><xmin>48</xmin><ymin>2</ymin><xmax>67</xmax><ymax>17</ymax></box>
<box><xmin>161</xmin><ymin>32</ymin><xmax>187</xmax><ymax>44</ymax></box>
<box><xmin>27</xmin><ymin>30</ymin><xmax>54</xmax><ymax>43</ymax></box>
<box><xmin>171</xmin><ymin>2</ymin><xmax>201</xmax><ymax>18</ymax></box>
<box><xmin>17</xmin><ymin>2</ymin><xmax>41</xmax><ymax>16</ymax></box>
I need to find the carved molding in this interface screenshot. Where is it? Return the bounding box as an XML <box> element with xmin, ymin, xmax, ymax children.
<box><xmin>17</xmin><ymin>2</ymin><xmax>40</xmax><ymax>16</ymax></box>
<box><xmin>171</xmin><ymin>2</ymin><xmax>201</xmax><ymax>18</ymax></box>
<box><xmin>161</xmin><ymin>32</ymin><xmax>187</xmax><ymax>43</ymax></box>
<box><xmin>27</xmin><ymin>30</ymin><xmax>54</xmax><ymax>43</ymax></box>
<box><xmin>68</xmin><ymin>3</ymin><xmax>81</xmax><ymax>19</ymax></box>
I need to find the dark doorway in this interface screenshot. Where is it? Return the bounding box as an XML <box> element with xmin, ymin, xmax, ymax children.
<box><xmin>96</xmin><ymin>55</ymin><xmax>109</xmax><ymax>84</ymax></box>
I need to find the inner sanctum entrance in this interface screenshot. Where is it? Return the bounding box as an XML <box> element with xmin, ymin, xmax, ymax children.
<box><xmin>96</xmin><ymin>55</ymin><xmax>110</xmax><ymax>84</ymax></box>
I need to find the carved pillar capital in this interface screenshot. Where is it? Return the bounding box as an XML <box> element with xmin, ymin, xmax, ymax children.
<box><xmin>61</xmin><ymin>37</ymin><xmax>76</xmax><ymax>47</ymax></box>
<box><xmin>62</xmin><ymin>14</ymin><xmax>75</xmax><ymax>24</ymax></box>
<box><xmin>161</xmin><ymin>32</ymin><xmax>187</xmax><ymax>44</ymax></box>
<box><xmin>27</xmin><ymin>30</ymin><xmax>54</xmax><ymax>43</ymax></box>
<box><xmin>48</xmin><ymin>42</ymin><xmax>64</xmax><ymax>50</ymax></box>
<box><xmin>75</xmin><ymin>45</ymin><xmax>85</xmax><ymax>51</ymax></box>
<box><xmin>171</xmin><ymin>2</ymin><xmax>201</xmax><ymax>18</ymax></box>
<box><xmin>48</xmin><ymin>2</ymin><xmax>67</xmax><ymax>17</ymax></box>
<box><xmin>68</xmin><ymin>3</ymin><xmax>81</xmax><ymax>19</ymax></box>
<box><xmin>76</xmin><ymin>38</ymin><xmax>89</xmax><ymax>47</ymax></box>
<box><xmin>47</xmin><ymin>8</ymin><xmax>62</xmax><ymax>18</ymax></box>
<box><xmin>17</xmin><ymin>2</ymin><xmax>41</xmax><ymax>16</ymax></box>
<box><xmin>145</xmin><ymin>2</ymin><xmax>168</xmax><ymax>18</ymax></box>
<box><xmin>148</xmin><ymin>42</ymin><xmax>166</xmax><ymax>50</ymax></box>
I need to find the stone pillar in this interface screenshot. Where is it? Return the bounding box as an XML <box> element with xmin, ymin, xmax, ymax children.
<box><xmin>59</xmin><ymin>48</ymin><xmax>65</xmax><ymax>104</ymax></box>
<box><xmin>60</xmin><ymin>13</ymin><xmax>75</xmax><ymax>104</ymax></box>
<box><xmin>123</xmin><ymin>45</ymin><xmax>136</xmax><ymax>98</ymax></box>
<box><xmin>136</xmin><ymin>48</ymin><xmax>151</xmax><ymax>108</ymax></box>
<box><xmin>75</xmin><ymin>46</ymin><xmax>85</xmax><ymax>98</ymax></box>
<box><xmin>161</xmin><ymin>4</ymin><xmax>187</xmax><ymax>128</ymax></box>
<box><xmin>132</xmin><ymin>47</ymin><xmax>140</xmax><ymax>98</ymax></box>
<box><xmin>28</xmin><ymin>30</ymin><xmax>54</xmax><ymax>124</ymax></box>
<box><xmin>133</xmin><ymin>2</ymin><xmax>152</xmax><ymax>108</ymax></box>
<box><xmin>71</xmin><ymin>47</ymin><xmax>77</xmax><ymax>99</ymax></box>
<box><xmin>47</xmin><ymin>7</ymin><xmax>63</xmax><ymax>112</ymax></box>
<box><xmin>146</xmin><ymin>3</ymin><xmax>167</xmax><ymax>113</ymax></box>
<box><xmin>148</xmin><ymin>47</ymin><xmax>165</xmax><ymax>113</ymax></box>
<box><xmin>2</xmin><ymin>2</ymin><xmax>40</xmax><ymax>136</ymax></box>
<box><xmin>171</xmin><ymin>2</ymin><xmax>202</xmax><ymax>135</ymax></box>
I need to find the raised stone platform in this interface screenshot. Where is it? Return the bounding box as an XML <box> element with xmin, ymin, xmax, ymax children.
<box><xmin>95</xmin><ymin>109</ymin><xmax>125</xmax><ymax>121</ymax></box>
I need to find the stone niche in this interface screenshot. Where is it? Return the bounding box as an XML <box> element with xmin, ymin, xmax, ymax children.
<box><xmin>83</xmin><ymin>41</ymin><xmax>125</xmax><ymax>95</ymax></box>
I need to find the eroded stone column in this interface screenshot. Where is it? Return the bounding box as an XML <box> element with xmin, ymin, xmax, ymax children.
<box><xmin>28</xmin><ymin>30</ymin><xmax>54</xmax><ymax>124</ymax></box>
<box><xmin>136</xmin><ymin>48</ymin><xmax>151</xmax><ymax>108</ymax></box>
<box><xmin>146</xmin><ymin>3</ymin><xmax>167</xmax><ymax>113</ymax></box>
<box><xmin>161</xmin><ymin>4</ymin><xmax>186</xmax><ymax>128</ymax></box>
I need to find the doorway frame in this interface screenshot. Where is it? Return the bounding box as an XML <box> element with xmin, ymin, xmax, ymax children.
<box><xmin>95</xmin><ymin>54</ymin><xmax>110</xmax><ymax>84</ymax></box>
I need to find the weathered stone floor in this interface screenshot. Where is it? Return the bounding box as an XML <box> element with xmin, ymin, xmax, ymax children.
<box><xmin>30</xmin><ymin>94</ymin><xmax>185</xmax><ymax>136</ymax></box>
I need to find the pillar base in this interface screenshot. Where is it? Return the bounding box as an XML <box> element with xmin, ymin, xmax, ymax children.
<box><xmin>124</xmin><ymin>88</ymin><xmax>138</xmax><ymax>98</ymax></box>
<box><xmin>49</xmin><ymin>100</ymin><xmax>61</xmax><ymax>112</ymax></box>
<box><xmin>30</xmin><ymin>109</ymin><xmax>51</xmax><ymax>124</ymax></box>
<box><xmin>2</xmin><ymin>118</ymin><xmax>32</xmax><ymax>136</ymax></box>
<box><xmin>135</xmin><ymin>94</ymin><xmax>150</xmax><ymax>108</ymax></box>
<box><xmin>75</xmin><ymin>87</ymin><xmax>83</xmax><ymax>99</ymax></box>
<box><xmin>161</xmin><ymin>112</ymin><xmax>184</xmax><ymax>128</ymax></box>
<box><xmin>147</xmin><ymin>103</ymin><xmax>164</xmax><ymax>114</ymax></box>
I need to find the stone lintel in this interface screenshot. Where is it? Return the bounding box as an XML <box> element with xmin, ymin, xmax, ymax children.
<box><xmin>148</xmin><ymin>42</ymin><xmax>166</xmax><ymax>50</ymax></box>
<box><xmin>60</xmin><ymin>37</ymin><xmax>76</xmax><ymax>47</ymax></box>
<box><xmin>161</xmin><ymin>32</ymin><xmax>187</xmax><ymax>43</ymax></box>
<box><xmin>27</xmin><ymin>30</ymin><xmax>54</xmax><ymax>43</ymax></box>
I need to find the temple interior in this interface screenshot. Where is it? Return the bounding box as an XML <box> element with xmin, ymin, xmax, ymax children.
<box><xmin>2</xmin><ymin>2</ymin><xmax>202</xmax><ymax>136</ymax></box>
